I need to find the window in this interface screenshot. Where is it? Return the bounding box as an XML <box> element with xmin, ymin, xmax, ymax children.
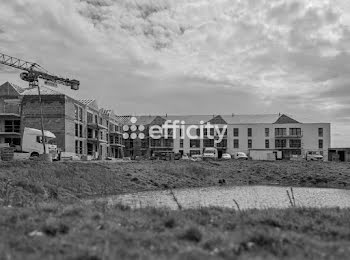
<box><xmin>319</xmin><ymin>139</ymin><xmax>323</xmax><ymax>149</ymax></box>
<box><xmin>74</xmin><ymin>105</ymin><xmax>79</xmax><ymax>120</ymax></box>
<box><xmin>216</xmin><ymin>139</ymin><xmax>227</xmax><ymax>148</ymax></box>
<box><xmin>75</xmin><ymin>140</ymin><xmax>79</xmax><ymax>154</ymax></box>
<box><xmin>79</xmin><ymin>107</ymin><xmax>83</xmax><ymax>122</ymax></box>
<box><xmin>218</xmin><ymin>128</ymin><xmax>227</xmax><ymax>136</ymax></box>
<box><xmin>79</xmin><ymin>125</ymin><xmax>83</xmax><ymax>138</ymax></box>
<box><xmin>204</xmin><ymin>139</ymin><xmax>214</xmax><ymax>147</ymax></box>
<box><xmin>190</xmin><ymin>139</ymin><xmax>200</xmax><ymax>148</ymax></box>
<box><xmin>141</xmin><ymin>139</ymin><xmax>147</xmax><ymax>148</ymax></box>
<box><xmin>75</xmin><ymin>140</ymin><xmax>83</xmax><ymax>154</ymax></box>
<box><xmin>248</xmin><ymin>128</ymin><xmax>252</xmax><ymax>137</ymax></box>
<box><xmin>265</xmin><ymin>128</ymin><xmax>269</xmax><ymax>137</ymax></box>
<box><xmin>248</xmin><ymin>139</ymin><xmax>252</xmax><ymax>149</ymax></box>
<box><xmin>265</xmin><ymin>139</ymin><xmax>269</xmax><ymax>149</ymax></box>
<box><xmin>290</xmin><ymin>128</ymin><xmax>301</xmax><ymax>136</ymax></box>
<box><xmin>290</xmin><ymin>139</ymin><xmax>301</xmax><ymax>148</ymax></box>
<box><xmin>87</xmin><ymin>129</ymin><xmax>93</xmax><ymax>138</ymax></box>
<box><xmin>233</xmin><ymin>128</ymin><xmax>239</xmax><ymax>137</ymax></box>
<box><xmin>179</xmin><ymin>129</ymin><xmax>183</xmax><ymax>138</ymax></box>
<box><xmin>165</xmin><ymin>139</ymin><xmax>173</xmax><ymax>147</ymax></box>
<box><xmin>94</xmin><ymin>115</ymin><xmax>98</xmax><ymax>124</ymax></box>
<box><xmin>4</xmin><ymin>120</ymin><xmax>20</xmax><ymax>133</ymax></box>
<box><xmin>204</xmin><ymin>128</ymin><xmax>215</xmax><ymax>137</ymax></box>
<box><xmin>75</xmin><ymin>124</ymin><xmax>79</xmax><ymax>137</ymax></box>
<box><xmin>87</xmin><ymin>143</ymin><xmax>93</xmax><ymax>155</ymax></box>
<box><xmin>87</xmin><ymin>112</ymin><xmax>93</xmax><ymax>123</ymax></box>
<box><xmin>233</xmin><ymin>139</ymin><xmax>239</xmax><ymax>148</ymax></box>
<box><xmin>196</xmin><ymin>128</ymin><xmax>200</xmax><ymax>137</ymax></box>
<box><xmin>180</xmin><ymin>139</ymin><xmax>184</xmax><ymax>148</ymax></box>
<box><xmin>151</xmin><ymin>139</ymin><xmax>161</xmax><ymax>147</ymax></box>
<box><xmin>275</xmin><ymin>139</ymin><xmax>286</xmax><ymax>148</ymax></box>
<box><xmin>318</xmin><ymin>128</ymin><xmax>323</xmax><ymax>137</ymax></box>
<box><xmin>4</xmin><ymin>138</ymin><xmax>21</xmax><ymax>147</ymax></box>
<box><xmin>36</xmin><ymin>136</ymin><xmax>48</xmax><ymax>144</ymax></box>
<box><xmin>167</xmin><ymin>128</ymin><xmax>173</xmax><ymax>138</ymax></box>
<box><xmin>275</xmin><ymin>128</ymin><xmax>286</xmax><ymax>136</ymax></box>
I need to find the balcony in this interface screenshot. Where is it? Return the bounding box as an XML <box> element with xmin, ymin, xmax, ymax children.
<box><xmin>109</xmin><ymin>130</ymin><xmax>122</xmax><ymax>135</ymax></box>
<box><xmin>274</xmin><ymin>134</ymin><xmax>302</xmax><ymax>139</ymax></box>
<box><xmin>0</xmin><ymin>126</ymin><xmax>21</xmax><ymax>136</ymax></box>
<box><xmin>0</xmin><ymin>104</ymin><xmax>21</xmax><ymax>117</ymax></box>
<box><xmin>87</xmin><ymin>121</ymin><xmax>108</xmax><ymax>130</ymax></box>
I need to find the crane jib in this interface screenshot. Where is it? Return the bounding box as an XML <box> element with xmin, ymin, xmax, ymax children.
<box><xmin>0</xmin><ymin>52</ymin><xmax>80</xmax><ymax>89</ymax></box>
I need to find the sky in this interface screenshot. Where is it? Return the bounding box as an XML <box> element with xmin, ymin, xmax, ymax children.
<box><xmin>0</xmin><ymin>0</ymin><xmax>350</xmax><ymax>147</ymax></box>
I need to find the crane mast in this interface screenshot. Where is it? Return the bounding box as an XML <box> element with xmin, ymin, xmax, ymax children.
<box><xmin>0</xmin><ymin>52</ymin><xmax>80</xmax><ymax>158</ymax></box>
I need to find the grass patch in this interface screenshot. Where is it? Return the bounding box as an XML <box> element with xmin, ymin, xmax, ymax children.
<box><xmin>0</xmin><ymin>204</ymin><xmax>349</xmax><ymax>259</ymax></box>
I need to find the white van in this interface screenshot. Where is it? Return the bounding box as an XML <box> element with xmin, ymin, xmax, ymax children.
<box><xmin>305</xmin><ymin>151</ymin><xmax>323</xmax><ymax>161</ymax></box>
<box><xmin>21</xmin><ymin>127</ymin><xmax>59</xmax><ymax>160</ymax></box>
<box><xmin>203</xmin><ymin>147</ymin><xmax>218</xmax><ymax>160</ymax></box>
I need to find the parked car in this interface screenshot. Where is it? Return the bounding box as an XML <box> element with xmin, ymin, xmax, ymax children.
<box><xmin>181</xmin><ymin>154</ymin><xmax>190</xmax><ymax>160</ymax></box>
<box><xmin>174</xmin><ymin>152</ymin><xmax>182</xmax><ymax>160</ymax></box>
<box><xmin>305</xmin><ymin>151</ymin><xmax>323</xmax><ymax>161</ymax></box>
<box><xmin>233</xmin><ymin>152</ymin><xmax>248</xmax><ymax>160</ymax></box>
<box><xmin>191</xmin><ymin>154</ymin><xmax>203</xmax><ymax>161</ymax></box>
<box><xmin>203</xmin><ymin>147</ymin><xmax>218</xmax><ymax>160</ymax></box>
<box><xmin>222</xmin><ymin>153</ymin><xmax>232</xmax><ymax>159</ymax></box>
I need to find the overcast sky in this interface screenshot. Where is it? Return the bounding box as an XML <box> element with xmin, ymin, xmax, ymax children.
<box><xmin>0</xmin><ymin>0</ymin><xmax>350</xmax><ymax>147</ymax></box>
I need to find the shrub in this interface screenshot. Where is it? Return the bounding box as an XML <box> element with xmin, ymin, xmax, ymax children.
<box><xmin>180</xmin><ymin>227</ymin><xmax>202</xmax><ymax>242</ymax></box>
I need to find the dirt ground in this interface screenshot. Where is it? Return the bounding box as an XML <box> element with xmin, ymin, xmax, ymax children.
<box><xmin>0</xmin><ymin>159</ymin><xmax>349</xmax><ymax>206</ymax></box>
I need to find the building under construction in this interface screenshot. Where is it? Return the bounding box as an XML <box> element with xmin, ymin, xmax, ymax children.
<box><xmin>0</xmin><ymin>82</ymin><xmax>125</xmax><ymax>159</ymax></box>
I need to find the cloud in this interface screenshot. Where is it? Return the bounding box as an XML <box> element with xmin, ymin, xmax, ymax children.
<box><xmin>1</xmin><ymin>0</ymin><xmax>350</xmax><ymax>146</ymax></box>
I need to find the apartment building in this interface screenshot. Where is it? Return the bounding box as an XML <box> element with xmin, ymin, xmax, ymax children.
<box><xmin>0</xmin><ymin>82</ymin><xmax>124</xmax><ymax>159</ymax></box>
<box><xmin>120</xmin><ymin>114</ymin><xmax>331</xmax><ymax>160</ymax></box>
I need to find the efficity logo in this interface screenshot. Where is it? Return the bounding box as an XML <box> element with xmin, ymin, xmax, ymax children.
<box><xmin>123</xmin><ymin>117</ymin><xmax>228</xmax><ymax>143</ymax></box>
<box><xmin>122</xmin><ymin>117</ymin><xmax>146</xmax><ymax>140</ymax></box>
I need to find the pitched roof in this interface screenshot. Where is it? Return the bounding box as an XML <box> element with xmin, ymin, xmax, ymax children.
<box><xmin>118</xmin><ymin>114</ymin><xmax>302</xmax><ymax>125</ymax></box>
<box><xmin>274</xmin><ymin>114</ymin><xmax>300</xmax><ymax>124</ymax></box>
<box><xmin>0</xmin><ymin>82</ymin><xmax>27</xmax><ymax>95</ymax></box>
<box><xmin>115</xmin><ymin>116</ymin><xmax>132</xmax><ymax>125</ymax></box>
<box><xmin>208</xmin><ymin>115</ymin><xmax>227</xmax><ymax>125</ymax></box>
<box><xmin>8</xmin><ymin>82</ymin><xmax>26</xmax><ymax>94</ymax></box>
<box><xmin>78</xmin><ymin>99</ymin><xmax>99</xmax><ymax>110</ymax></box>
<box><xmin>222</xmin><ymin>114</ymin><xmax>281</xmax><ymax>124</ymax></box>
<box><xmin>78</xmin><ymin>99</ymin><xmax>95</xmax><ymax>105</ymax></box>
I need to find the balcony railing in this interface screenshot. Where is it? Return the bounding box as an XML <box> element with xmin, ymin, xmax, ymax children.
<box><xmin>274</xmin><ymin>134</ymin><xmax>303</xmax><ymax>138</ymax></box>
<box><xmin>0</xmin><ymin>104</ymin><xmax>21</xmax><ymax>116</ymax></box>
<box><xmin>0</xmin><ymin>126</ymin><xmax>21</xmax><ymax>135</ymax></box>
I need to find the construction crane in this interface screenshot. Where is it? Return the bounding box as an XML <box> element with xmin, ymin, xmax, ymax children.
<box><xmin>0</xmin><ymin>52</ymin><xmax>80</xmax><ymax>157</ymax></box>
<box><xmin>0</xmin><ymin>52</ymin><xmax>80</xmax><ymax>89</ymax></box>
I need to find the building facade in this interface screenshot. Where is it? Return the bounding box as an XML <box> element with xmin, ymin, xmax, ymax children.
<box><xmin>120</xmin><ymin>114</ymin><xmax>331</xmax><ymax>160</ymax></box>
<box><xmin>0</xmin><ymin>82</ymin><xmax>124</xmax><ymax>159</ymax></box>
